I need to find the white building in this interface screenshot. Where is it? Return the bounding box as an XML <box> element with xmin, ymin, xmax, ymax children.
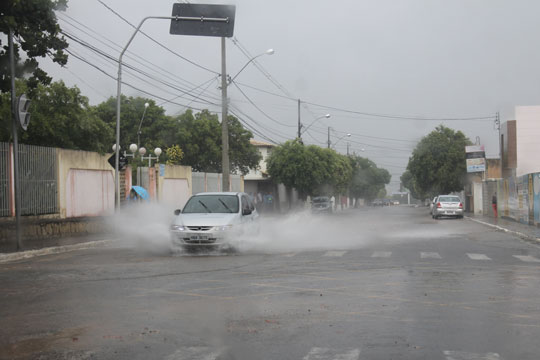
<box><xmin>515</xmin><ymin>106</ymin><xmax>540</xmax><ymax>177</ymax></box>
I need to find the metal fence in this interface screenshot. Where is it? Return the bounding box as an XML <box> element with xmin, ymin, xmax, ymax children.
<box><xmin>0</xmin><ymin>143</ymin><xmax>9</xmax><ymax>217</ymax></box>
<box><xmin>17</xmin><ymin>143</ymin><xmax>58</xmax><ymax>216</ymax></box>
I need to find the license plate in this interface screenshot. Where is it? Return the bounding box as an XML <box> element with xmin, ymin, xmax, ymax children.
<box><xmin>447</xmin><ymin>211</ymin><xmax>455</xmax><ymax>215</ymax></box>
<box><xmin>190</xmin><ymin>234</ymin><xmax>208</xmax><ymax>241</ymax></box>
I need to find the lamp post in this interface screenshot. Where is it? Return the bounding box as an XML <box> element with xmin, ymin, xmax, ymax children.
<box><xmin>332</xmin><ymin>133</ymin><xmax>351</xmax><ymax>149</ymax></box>
<box><xmin>299</xmin><ymin>114</ymin><xmax>331</xmax><ymax>140</ymax></box>
<box><xmin>221</xmin><ymin>47</ymin><xmax>274</xmax><ymax>192</ymax></box>
<box><xmin>137</xmin><ymin>102</ymin><xmax>149</xmax><ymax>149</ymax></box>
<box><xmin>139</xmin><ymin>147</ymin><xmax>162</xmax><ymax>167</ymax></box>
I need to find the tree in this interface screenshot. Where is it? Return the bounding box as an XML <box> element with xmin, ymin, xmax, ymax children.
<box><xmin>1</xmin><ymin>80</ymin><xmax>113</xmax><ymax>153</ymax></box>
<box><xmin>165</xmin><ymin>145</ymin><xmax>184</xmax><ymax>165</ymax></box>
<box><xmin>174</xmin><ymin>110</ymin><xmax>261</xmax><ymax>175</ymax></box>
<box><xmin>1</xmin><ymin>0</ymin><xmax>69</xmax><ymax>94</ymax></box>
<box><xmin>405</xmin><ymin>125</ymin><xmax>471</xmax><ymax>199</ymax></box>
<box><xmin>266</xmin><ymin>140</ymin><xmax>352</xmax><ymax>198</ymax></box>
<box><xmin>348</xmin><ymin>155</ymin><xmax>391</xmax><ymax>203</ymax></box>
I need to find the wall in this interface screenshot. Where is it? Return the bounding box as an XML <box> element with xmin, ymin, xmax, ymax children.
<box><xmin>486</xmin><ymin>158</ymin><xmax>502</xmax><ymax>179</ymax></box>
<box><xmin>500</xmin><ymin>120</ymin><xmax>516</xmax><ymax>178</ymax></box>
<box><xmin>57</xmin><ymin>149</ymin><xmax>114</xmax><ymax>218</ymax></box>
<box><xmin>158</xmin><ymin>165</ymin><xmax>192</xmax><ymax>209</ymax></box>
<box><xmin>245</xmin><ymin>145</ymin><xmax>272</xmax><ymax>180</ymax></box>
<box><xmin>516</xmin><ymin>106</ymin><xmax>540</xmax><ymax>176</ymax></box>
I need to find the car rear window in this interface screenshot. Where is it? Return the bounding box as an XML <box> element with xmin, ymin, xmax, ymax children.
<box><xmin>438</xmin><ymin>196</ymin><xmax>460</xmax><ymax>203</ymax></box>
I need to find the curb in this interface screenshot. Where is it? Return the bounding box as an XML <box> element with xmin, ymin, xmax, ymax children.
<box><xmin>0</xmin><ymin>240</ymin><xmax>112</xmax><ymax>264</ymax></box>
<box><xmin>465</xmin><ymin>216</ymin><xmax>540</xmax><ymax>244</ymax></box>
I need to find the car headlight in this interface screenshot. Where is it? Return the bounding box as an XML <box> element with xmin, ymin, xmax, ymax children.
<box><xmin>214</xmin><ymin>225</ymin><xmax>233</xmax><ymax>231</ymax></box>
<box><xmin>170</xmin><ymin>225</ymin><xmax>186</xmax><ymax>231</ymax></box>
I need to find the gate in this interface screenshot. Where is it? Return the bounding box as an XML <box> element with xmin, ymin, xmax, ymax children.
<box><xmin>18</xmin><ymin>144</ymin><xmax>58</xmax><ymax>215</ymax></box>
<box><xmin>0</xmin><ymin>143</ymin><xmax>9</xmax><ymax>217</ymax></box>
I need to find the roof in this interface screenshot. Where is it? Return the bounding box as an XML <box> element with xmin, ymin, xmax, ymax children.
<box><xmin>192</xmin><ymin>192</ymin><xmax>242</xmax><ymax>196</ymax></box>
<box><xmin>250</xmin><ymin>139</ymin><xmax>275</xmax><ymax>147</ymax></box>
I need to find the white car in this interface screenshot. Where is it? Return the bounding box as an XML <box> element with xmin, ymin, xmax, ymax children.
<box><xmin>170</xmin><ymin>192</ymin><xmax>259</xmax><ymax>251</ymax></box>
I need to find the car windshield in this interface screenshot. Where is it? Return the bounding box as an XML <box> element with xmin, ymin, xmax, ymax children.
<box><xmin>438</xmin><ymin>196</ymin><xmax>460</xmax><ymax>203</ymax></box>
<box><xmin>313</xmin><ymin>197</ymin><xmax>329</xmax><ymax>203</ymax></box>
<box><xmin>182</xmin><ymin>195</ymin><xmax>239</xmax><ymax>214</ymax></box>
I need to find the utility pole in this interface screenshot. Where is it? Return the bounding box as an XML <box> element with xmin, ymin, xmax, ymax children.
<box><xmin>9</xmin><ymin>28</ymin><xmax>21</xmax><ymax>250</ymax></box>
<box><xmin>297</xmin><ymin>99</ymin><xmax>301</xmax><ymax>140</ymax></box>
<box><xmin>221</xmin><ymin>37</ymin><xmax>230</xmax><ymax>192</ymax></box>
<box><xmin>496</xmin><ymin>111</ymin><xmax>501</xmax><ymax>159</ymax></box>
<box><xmin>347</xmin><ymin>142</ymin><xmax>350</xmax><ymax>156</ymax></box>
<box><xmin>327</xmin><ymin>126</ymin><xmax>331</xmax><ymax>149</ymax></box>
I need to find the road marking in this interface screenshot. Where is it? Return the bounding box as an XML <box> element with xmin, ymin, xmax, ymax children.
<box><xmin>165</xmin><ymin>346</ymin><xmax>222</xmax><ymax>360</ymax></box>
<box><xmin>303</xmin><ymin>347</ymin><xmax>361</xmax><ymax>360</ymax></box>
<box><xmin>513</xmin><ymin>255</ymin><xmax>540</xmax><ymax>263</ymax></box>
<box><xmin>466</xmin><ymin>253</ymin><xmax>492</xmax><ymax>261</ymax></box>
<box><xmin>371</xmin><ymin>251</ymin><xmax>392</xmax><ymax>258</ymax></box>
<box><xmin>283</xmin><ymin>253</ymin><xmax>297</xmax><ymax>257</ymax></box>
<box><xmin>324</xmin><ymin>251</ymin><xmax>347</xmax><ymax>257</ymax></box>
<box><xmin>421</xmin><ymin>252</ymin><xmax>442</xmax><ymax>259</ymax></box>
<box><xmin>443</xmin><ymin>350</ymin><xmax>501</xmax><ymax>360</ymax></box>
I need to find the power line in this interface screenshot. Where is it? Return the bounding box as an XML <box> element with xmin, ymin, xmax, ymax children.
<box><xmin>231</xmin><ymin>81</ymin><xmax>296</xmax><ymax>128</ymax></box>
<box><xmin>95</xmin><ymin>0</ymin><xmax>219</xmax><ymax>75</ymax></box>
<box><xmin>58</xmin><ymin>13</ymin><xmax>219</xmax><ymax>98</ymax></box>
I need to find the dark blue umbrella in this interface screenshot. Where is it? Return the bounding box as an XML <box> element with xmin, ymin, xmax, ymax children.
<box><xmin>131</xmin><ymin>186</ymin><xmax>149</xmax><ymax>200</ymax></box>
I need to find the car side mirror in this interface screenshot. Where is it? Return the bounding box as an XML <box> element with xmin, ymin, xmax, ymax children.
<box><xmin>242</xmin><ymin>208</ymin><xmax>252</xmax><ymax>216</ymax></box>
<box><xmin>174</xmin><ymin>209</ymin><xmax>181</xmax><ymax>215</ymax></box>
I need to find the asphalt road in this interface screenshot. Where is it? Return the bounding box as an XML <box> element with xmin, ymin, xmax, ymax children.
<box><xmin>2</xmin><ymin>206</ymin><xmax>540</xmax><ymax>360</ymax></box>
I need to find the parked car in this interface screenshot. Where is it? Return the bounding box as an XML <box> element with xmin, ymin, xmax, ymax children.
<box><xmin>170</xmin><ymin>192</ymin><xmax>259</xmax><ymax>252</ymax></box>
<box><xmin>432</xmin><ymin>195</ymin><xmax>463</xmax><ymax>219</ymax></box>
<box><xmin>311</xmin><ymin>196</ymin><xmax>332</xmax><ymax>213</ymax></box>
<box><xmin>372</xmin><ymin>199</ymin><xmax>384</xmax><ymax>206</ymax></box>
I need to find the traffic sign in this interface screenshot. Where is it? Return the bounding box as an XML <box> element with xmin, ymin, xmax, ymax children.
<box><xmin>17</xmin><ymin>94</ymin><xmax>31</xmax><ymax>131</ymax></box>
<box><xmin>108</xmin><ymin>153</ymin><xmax>128</xmax><ymax>170</ymax></box>
<box><xmin>169</xmin><ymin>4</ymin><xmax>236</xmax><ymax>37</ymax></box>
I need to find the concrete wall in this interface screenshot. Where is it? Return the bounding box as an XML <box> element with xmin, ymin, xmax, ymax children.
<box><xmin>515</xmin><ymin>106</ymin><xmax>540</xmax><ymax>176</ymax></box>
<box><xmin>486</xmin><ymin>158</ymin><xmax>502</xmax><ymax>179</ymax></box>
<box><xmin>158</xmin><ymin>164</ymin><xmax>192</xmax><ymax>209</ymax></box>
<box><xmin>500</xmin><ymin>120</ymin><xmax>517</xmax><ymax>178</ymax></box>
<box><xmin>57</xmin><ymin>149</ymin><xmax>114</xmax><ymax>218</ymax></box>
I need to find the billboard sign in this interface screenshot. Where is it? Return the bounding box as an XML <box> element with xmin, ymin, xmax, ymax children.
<box><xmin>467</xmin><ymin>158</ymin><xmax>486</xmax><ymax>173</ymax></box>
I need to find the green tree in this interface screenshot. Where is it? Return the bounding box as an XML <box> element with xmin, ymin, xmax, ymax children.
<box><xmin>348</xmin><ymin>155</ymin><xmax>391</xmax><ymax>203</ymax></box>
<box><xmin>174</xmin><ymin>109</ymin><xmax>261</xmax><ymax>175</ymax></box>
<box><xmin>93</xmin><ymin>96</ymin><xmax>169</xmax><ymax>153</ymax></box>
<box><xmin>1</xmin><ymin>80</ymin><xmax>113</xmax><ymax>153</ymax></box>
<box><xmin>266</xmin><ymin>140</ymin><xmax>352</xmax><ymax>198</ymax></box>
<box><xmin>400</xmin><ymin>169</ymin><xmax>423</xmax><ymax>200</ymax></box>
<box><xmin>405</xmin><ymin>125</ymin><xmax>471</xmax><ymax>199</ymax></box>
<box><xmin>1</xmin><ymin>0</ymin><xmax>69</xmax><ymax>94</ymax></box>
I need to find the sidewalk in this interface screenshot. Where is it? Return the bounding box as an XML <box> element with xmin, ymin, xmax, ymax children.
<box><xmin>466</xmin><ymin>213</ymin><xmax>540</xmax><ymax>244</ymax></box>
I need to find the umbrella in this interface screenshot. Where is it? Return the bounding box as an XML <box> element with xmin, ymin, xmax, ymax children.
<box><xmin>131</xmin><ymin>186</ymin><xmax>149</xmax><ymax>200</ymax></box>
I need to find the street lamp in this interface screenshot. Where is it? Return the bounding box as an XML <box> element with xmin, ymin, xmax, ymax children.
<box><xmin>137</xmin><ymin>102</ymin><xmax>149</xmax><ymax>148</ymax></box>
<box><xmin>333</xmin><ymin>133</ymin><xmax>351</xmax><ymax>149</ymax></box>
<box><xmin>300</xmin><ymin>113</ymin><xmax>331</xmax><ymax>137</ymax></box>
<box><xmin>228</xmin><ymin>48</ymin><xmax>274</xmax><ymax>84</ymax></box>
<box><xmin>112</xmin><ymin>143</ymin><xmax>138</xmax><ymax>158</ymax></box>
<box><xmin>221</xmin><ymin>47</ymin><xmax>274</xmax><ymax>192</ymax></box>
<box><xmin>139</xmin><ymin>147</ymin><xmax>162</xmax><ymax>167</ymax></box>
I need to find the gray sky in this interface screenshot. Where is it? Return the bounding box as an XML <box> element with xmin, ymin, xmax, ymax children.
<box><xmin>40</xmin><ymin>0</ymin><xmax>540</xmax><ymax>191</ymax></box>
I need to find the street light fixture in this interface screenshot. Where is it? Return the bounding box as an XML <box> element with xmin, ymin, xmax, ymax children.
<box><xmin>140</xmin><ymin>147</ymin><xmax>162</xmax><ymax>167</ymax></box>
<box><xmin>137</xmin><ymin>102</ymin><xmax>150</xmax><ymax>148</ymax></box>
<box><xmin>300</xmin><ymin>113</ymin><xmax>331</xmax><ymax>136</ymax></box>
<box><xmin>333</xmin><ymin>133</ymin><xmax>352</xmax><ymax>149</ymax></box>
<box><xmin>228</xmin><ymin>49</ymin><xmax>274</xmax><ymax>84</ymax></box>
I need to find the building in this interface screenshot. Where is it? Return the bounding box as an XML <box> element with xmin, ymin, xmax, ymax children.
<box><xmin>243</xmin><ymin>139</ymin><xmax>275</xmax><ymax>196</ymax></box>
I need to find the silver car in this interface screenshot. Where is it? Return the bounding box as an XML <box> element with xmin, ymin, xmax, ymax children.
<box><xmin>432</xmin><ymin>195</ymin><xmax>463</xmax><ymax>219</ymax></box>
<box><xmin>170</xmin><ymin>192</ymin><xmax>259</xmax><ymax>251</ymax></box>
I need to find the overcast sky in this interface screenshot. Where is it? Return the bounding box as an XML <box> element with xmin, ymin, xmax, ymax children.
<box><xmin>40</xmin><ymin>0</ymin><xmax>540</xmax><ymax>191</ymax></box>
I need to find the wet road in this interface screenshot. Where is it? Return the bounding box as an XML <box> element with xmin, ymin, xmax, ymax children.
<box><xmin>2</xmin><ymin>206</ymin><xmax>540</xmax><ymax>359</ymax></box>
